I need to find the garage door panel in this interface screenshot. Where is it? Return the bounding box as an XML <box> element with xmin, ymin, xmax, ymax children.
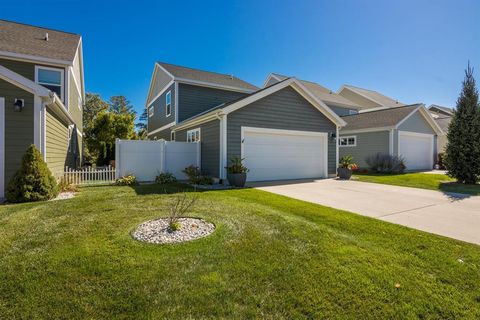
<box><xmin>243</xmin><ymin>127</ymin><xmax>327</xmax><ymax>182</ymax></box>
<box><xmin>399</xmin><ymin>131</ymin><xmax>433</xmax><ymax>171</ymax></box>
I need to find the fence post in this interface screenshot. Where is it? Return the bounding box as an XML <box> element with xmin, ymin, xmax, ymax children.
<box><xmin>115</xmin><ymin>139</ymin><xmax>120</xmax><ymax>179</ymax></box>
<box><xmin>196</xmin><ymin>141</ymin><xmax>201</xmax><ymax>168</ymax></box>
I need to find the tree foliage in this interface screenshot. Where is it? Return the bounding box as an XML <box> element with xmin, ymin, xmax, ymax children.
<box><xmin>444</xmin><ymin>63</ymin><xmax>480</xmax><ymax>184</ymax></box>
<box><xmin>136</xmin><ymin>108</ymin><xmax>148</xmax><ymax>140</ymax></box>
<box><xmin>109</xmin><ymin>96</ymin><xmax>136</xmax><ymax>115</ymax></box>
<box><xmin>6</xmin><ymin>145</ymin><xmax>59</xmax><ymax>203</ymax></box>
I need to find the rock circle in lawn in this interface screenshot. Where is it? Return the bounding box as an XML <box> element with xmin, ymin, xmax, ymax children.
<box><xmin>132</xmin><ymin>218</ymin><xmax>215</xmax><ymax>244</ymax></box>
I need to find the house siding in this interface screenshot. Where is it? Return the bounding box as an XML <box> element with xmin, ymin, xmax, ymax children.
<box><xmin>227</xmin><ymin>87</ymin><xmax>337</xmax><ymax>175</ymax></box>
<box><xmin>178</xmin><ymin>83</ymin><xmax>247</xmax><ymax>122</ymax></box>
<box><xmin>150</xmin><ymin>128</ymin><xmax>172</xmax><ymax>141</ymax></box>
<box><xmin>338</xmin><ymin>89</ymin><xmax>381</xmax><ymax>109</ymax></box>
<box><xmin>0</xmin><ymin>79</ymin><xmax>34</xmax><ymax>186</ymax></box>
<box><xmin>176</xmin><ymin>120</ymin><xmax>220</xmax><ymax>177</ymax></box>
<box><xmin>46</xmin><ymin>109</ymin><xmax>76</xmax><ymax>178</ymax></box>
<box><xmin>329</xmin><ymin>105</ymin><xmax>359</xmax><ymax>116</ymax></box>
<box><xmin>339</xmin><ymin>131</ymin><xmax>390</xmax><ymax>168</ymax></box>
<box><xmin>147</xmin><ymin>83</ymin><xmax>175</xmax><ymax>134</ymax></box>
<box><xmin>147</xmin><ymin>66</ymin><xmax>173</xmax><ymax>104</ymax></box>
<box><xmin>398</xmin><ymin>112</ymin><xmax>435</xmax><ymax>135</ymax></box>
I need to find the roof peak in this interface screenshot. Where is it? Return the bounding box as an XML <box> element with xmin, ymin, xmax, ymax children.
<box><xmin>157</xmin><ymin>61</ymin><xmax>239</xmax><ymax>79</ymax></box>
<box><xmin>341</xmin><ymin>104</ymin><xmax>422</xmax><ymax>118</ymax></box>
<box><xmin>0</xmin><ymin>19</ymin><xmax>80</xmax><ymax>36</ymax></box>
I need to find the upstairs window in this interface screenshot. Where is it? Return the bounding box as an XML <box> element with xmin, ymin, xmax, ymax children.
<box><xmin>149</xmin><ymin>105</ymin><xmax>154</xmax><ymax>117</ymax></box>
<box><xmin>166</xmin><ymin>91</ymin><xmax>171</xmax><ymax>117</ymax></box>
<box><xmin>339</xmin><ymin>136</ymin><xmax>356</xmax><ymax>147</ymax></box>
<box><xmin>187</xmin><ymin>128</ymin><xmax>200</xmax><ymax>142</ymax></box>
<box><xmin>36</xmin><ymin>66</ymin><xmax>64</xmax><ymax>102</ymax></box>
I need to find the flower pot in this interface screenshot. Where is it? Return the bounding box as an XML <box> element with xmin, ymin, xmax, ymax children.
<box><xmin>227</xmin><ymin>173</ymin><xmax>247</xmax><ymax>187</ymax></box>
<box><xmin>337</xmin><ymin>167</ymin><xmax>353</xmax><ymax>180</ymax></box>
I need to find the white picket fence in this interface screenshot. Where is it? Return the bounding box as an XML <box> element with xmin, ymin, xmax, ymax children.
<box><xmin>64</xmin><ymin>165</ymin><xmax>116</xmax><ymax>185</ymax></box>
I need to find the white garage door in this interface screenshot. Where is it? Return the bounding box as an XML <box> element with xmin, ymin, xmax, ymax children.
<box><xmin>242</xmin><ymin>127</ymin><xmax>328</xmax><ymax>182</ymax></box>
<box><xmin>398</xmin><ymin>131</ymin><xmax>434</xmax><ymax>171</ymax></box>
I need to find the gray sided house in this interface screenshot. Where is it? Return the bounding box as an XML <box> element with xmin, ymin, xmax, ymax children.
<box><xmin>0</xmin><ymin>20</ymin><xmax>85</xmax><ymax>199</ymax></box>
<box><xmin>428</xmin><ymin>104</ymin><xmax>453</xmax><ymax>152</ymax></box>
<box><xmin>145</xmin><ymin>62</ymin><xmax>257</xmax><ymax>141</ymax></box>
<box><xmin>339</xmin><ymin>105</ymin><xmax>444</xmax><ymax>170</ymax></box>
<box><xmin>337</xmin><ymin>84</ymin><xmax>405</xmax><ymax>110</ymax></box>
<box><xmin>171</xmin><ymin>78</ymin><xmax>346</xmax><ymax>182</ymax></box>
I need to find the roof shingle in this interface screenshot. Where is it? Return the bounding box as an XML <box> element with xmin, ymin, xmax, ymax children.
<box><xmin>341</xmin><ymin>104</ymin><xmax>421</xmax><ymax>131</ymax></box>
<box><xmin>342</xmin><ymin>85</ymin><xmax>405</xmax><ymax>108</ymax></box>
<box><xmin>158</xmin><ymin>62</ymin><xmax>258</xmax><ymax>91</ymax></box>
<box><xmin>0</xmin><ymin>19</ymin><xmax>80</xmax><ymax>62</ymax></box>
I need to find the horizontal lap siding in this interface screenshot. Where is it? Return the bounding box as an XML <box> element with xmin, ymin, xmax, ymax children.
<box><xmin>148</xmin><ymin>83</ymin><xmax>175</xmax><ymax>134</ymax></box>
<box><xmin>176</xmin><ymin>120</ymin><xmax>220</xmax><ymax>177</ymax></box>
<box><xmin>151</xmin><ymin>128</ymin><xmax>171</xmax><ymax>141</ymax></box>
<box><xmin>46</xmin><ymin>109</ymin><xmax>73</xmax><ymax>178</ymax></box>
<box><xmin>227</xmin><ymin>87</ymin><xmax>337</xmax><ymax>175</ymax></box>
<box><xmin>398</xmin><ymin>112</ymin><xmax>435</xmax><ymax>134</ymax></box>
<box><xmin>178</xmin><ymin>84</ymin><xmax>246</xmax><ymax>122</ymax></box>
<box><xmin>339</xmin><ymin>131</ymin><xmax>390</xmax><ymax>168</ymax></box>
<box><xmin>1</xmin><ymin>79</ymin><xmax>34</xmax><ymax>185</ymax></box>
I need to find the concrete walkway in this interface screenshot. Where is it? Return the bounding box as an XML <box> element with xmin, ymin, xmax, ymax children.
<box><xmin>251</xmin><ymin>179</ymin><xmax>480</xmax><ymax>245</ymax></box>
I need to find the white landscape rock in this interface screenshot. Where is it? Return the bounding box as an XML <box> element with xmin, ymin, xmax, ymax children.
<box><xmin>51</xmin><ymin>192</ymin><xmax>76</xmax><ymax>201</ymax></box>
<box><xmin>132</xmin><ymin>217</ymin><xmax>215</xmax><ymax>244</ymax></box>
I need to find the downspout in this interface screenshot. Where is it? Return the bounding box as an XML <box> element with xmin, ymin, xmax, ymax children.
<box><xmin>215</xmin><ymin>111</ymin><xmax>225</xmax><ymax>182</ymax></box>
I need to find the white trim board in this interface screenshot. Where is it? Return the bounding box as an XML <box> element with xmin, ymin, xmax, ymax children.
<box><xmin>147</xmin><ymin>121</ymin><xmax>176</xmax><ymax>136</ymax></box>
<box><xmin>0</xmin><ymin>98</ymin><xmax>5</xmax><ymax>199</ymax></box>
<box><xmin>0</xmin><ymin>51</ymin><xmax>73</xmax><ymax>67</ymax></box>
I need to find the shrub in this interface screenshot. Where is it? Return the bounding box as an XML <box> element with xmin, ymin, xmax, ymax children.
<box><xmin>155</xmin><ymin>172</ymin><xmax>177</xmax><ymax>184</ymax></box>
<box><xmin>6</xmin><ymin>145</ymin><xmax>59</xmax><ymax>203</ymax></box>
<box><xmin>365</xmin><ymin>153</ymin><xmax>406</xmax><ymax>173</ymax></box>
<box><xmin>226</xmin><ymin>156</ymin><xmax>249</xmax><ymax>174</ymax></box>
<box><xmin>168</xmin><ymin>192</ymin><xmax>198</xmax><ymax>232</ymax></box>
<box><xmin>437</xmin><ymin>153</ymin><xmax>446</xmax><ymax>170</ymax></box>
<box><xmin>115</xmin><ymin>174</ymin><xmax>137</xmax><ymax>186</ymax></box>
<box><xmin>58</xmin><ymin>177</ymin><xmax>78</xmax><ymax>193</ymax></box>
<box><xmin>182</xmin><ymin>165</ymin><xmax>213</xmax><ymax>185</ymax></box>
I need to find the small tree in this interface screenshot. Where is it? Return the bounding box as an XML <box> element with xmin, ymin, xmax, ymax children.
<box><xmin>6</xmin><ymin>145</ymin><xmax>59</xmax><ymax>203</ymax></box>
<box><xmin>444</xmin><ymin>63</ymin><xmax>480</xmax><ymax>184</ymax></box>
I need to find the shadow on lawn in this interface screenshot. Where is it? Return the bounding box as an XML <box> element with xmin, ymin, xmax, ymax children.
<box><xmin>439</xmin><ymin>182</ymin><xmax>480</xmax><ymax>198</ymax></box>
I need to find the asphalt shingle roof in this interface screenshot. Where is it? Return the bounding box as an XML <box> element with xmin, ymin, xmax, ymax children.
<box><xmin>343</xmin><ymin>85</ymin><xmax>405</xmax><ymax>108</ymax></box>
<box><xmin>272</xmin><ymin>73</ymin><xmax>358</xmax><ymax>107</ymax></box>
<box><xmin>158</xmin><ymin>62</ymin><xmax>258</xmax><ymax>91</ymax></box>
<box><xmin>0</xmin><ymin>19</ymin><xmax>80</xmax><ymax>62</ymax></box>
<box><xmin>429</xmin><ymin>104</ymin><xmax>454</xmax><ymax>115</ymax></box>
<box><xmin>341</xmin><ymin>104</ymin><xmax>421</xmax><ymax>131</ymax></box>
<box><xmin>434</xmin><ymin>116</ymin><xmax>452</xmax><ymax>132</ymax></box>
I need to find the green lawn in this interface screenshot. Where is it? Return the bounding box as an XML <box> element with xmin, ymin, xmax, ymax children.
<box><xmin>1</xmin><ymin>184</ymin><xmax>479</xmax><ymax>319</ymax></box>
<box><xmin>353</xmin><ymin>172</ymin><xmax>480</xmax><ymax>195</ymax></box>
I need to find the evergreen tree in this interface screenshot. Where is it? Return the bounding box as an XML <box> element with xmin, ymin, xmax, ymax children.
<box><xmin>109</xmin><ymin>96</ymin><xmax>136</xmax><ymax>116</ymax></box>
<box><xmin>444</xmin><ymin>63</ymin><xmax>480</xmax><ymax>184</ymax></box>
<box><xmin>136</xmin><ymin>108</ymin><xmax>148</xmax><ymax>139</ymax></box>
<box><xmin>6</xmin><ymin>145</ymin><xmax>59</xmax><ymax>203</ymax></box>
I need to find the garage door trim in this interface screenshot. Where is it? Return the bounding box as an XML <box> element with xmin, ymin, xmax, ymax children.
<box><xmin>240</xmin><ymin>126</ymin><xmax>329</xmax><ymax>180</ymax></box>
<box><xmin>398</xmin><ymin>130</ymin><xmax>434</xmax><ymax>170</ymax></box>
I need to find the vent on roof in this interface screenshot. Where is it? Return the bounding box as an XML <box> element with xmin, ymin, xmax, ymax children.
<box><xmin>229</xmin><ymin>74</ymin><xmax>234</xmax><ymax>80</ymax></box>
<box><xmin>395</xmin><ymin>100</ymin><xmax>399</xmax><ymax>104</ymax></box>
<box><xmin>44</xmin><ymin>32</ymin><xmax>49</xmax><ymax>41</ymax></box>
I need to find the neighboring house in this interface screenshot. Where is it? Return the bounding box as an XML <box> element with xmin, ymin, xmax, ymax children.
<box><xmin>429</xmin><ymin>104</ymin><xmax>453</xmax><ymax>152</ymax></box>
<box><xmin>145</xmin><ymin>62</ymin><xmax>258</xmax><ymax>140</ymax></box>
<box><xmin>337</xmin><ymin>84</ymin><xmax>405</xmax><ymax>110</ymax></box>
<box><xmin>146</xmin><ymin>65</ymin><xmax>347</xmax><ymax>182</ymax></box>
<box><xmin>264</xmin><ymin>73</ymin><xmax>362</xmax><ymax>116</ymax></box>
<box><xmin>0</xmin><ymin>20</ymin><xmax>84</xmax><ymax>199</ymax></box>
<box><xmin>339</xmin><ymin>105</ymin><xmax>444</xmax><ymax>170</ymax></box>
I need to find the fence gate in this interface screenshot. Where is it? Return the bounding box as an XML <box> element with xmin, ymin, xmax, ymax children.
<box><xmin>64</xmin><ymin>166</ymin><xmax>116</xmax><ymax>185</ymax></box>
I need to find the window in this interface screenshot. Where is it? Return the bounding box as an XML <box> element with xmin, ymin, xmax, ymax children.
<box><xmin>349</xmin><ymin>110</ymin><xmax>358</xmax><ymax>115</ymax></box>
<box><xmin>171</xmin><ymin>131</ymin><xmax>175</xmax><ymax>141</ymax></box>
<box><xmin>149</xmin><ymin>105</ymin><xmax>154</xmax><ymax>117</ymax></box>
<box><xmin>339</xmin><ymin>135</ymin><xmax>356</xmax><ymax>147</ymax></box>
<box><xmin>36</xmin><ymin>66</ymin><xmax>64</xmax><ymax>101</ymax></box>
<box><xmin>166</xmin><ymin>91</ymin><xmax>171</xmax><ymax>117</ymax></box>
<box><xmin>187</xmin><ymin>128</ymin><xmax>200</xmax><ymax>142</ymax></box>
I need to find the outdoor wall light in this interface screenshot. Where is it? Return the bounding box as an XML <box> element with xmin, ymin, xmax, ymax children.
<box><xmin>13</xmin><ymin>99</ymin><xmax>24</xmax><ymax>112</ymax></box>
<box><xmin>330</xmin><ymin>132</ymin><xmax>336</xmax><ymax>139</ymax></box>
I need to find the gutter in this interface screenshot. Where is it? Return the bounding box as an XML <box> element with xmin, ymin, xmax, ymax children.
<box><xmin>44</xmin><ymin>92</ymin><xmax>75</xmax><ymax>125</ymax></box>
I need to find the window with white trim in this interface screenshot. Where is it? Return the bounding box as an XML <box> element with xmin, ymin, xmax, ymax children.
<box><xmin>149</xmin><ymin>105</ymin><xmax>154</xmax><ymax>117</ymax></box>
<box><xmin>171</xmin><ymin>131</ymin><xmax>175</xmax><ymax>141</ymax></box>
<box><xmin>36</xmin><ymin>66</ymin><xmax>64</xmax><ymax>102</ymax></box>
<box><xmin>339</xmin><ymin>136</ymin><xmax>356</xmax><ymax>147</ymax></box>
<box><xmin>166</xmin><ymin>91</ymin><xmax>171</xmax><ymax>117</ymax></box>
<box><xmin>187</xmin><ymin>128</ymin><xmax>200</xmax><ymax>142</ymax></box>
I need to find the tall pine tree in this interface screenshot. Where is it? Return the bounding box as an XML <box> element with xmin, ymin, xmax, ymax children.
<box><xmin>444</xmin><ymin>63</ymin><xmax>480</xmax><ymax>184</ymax></box>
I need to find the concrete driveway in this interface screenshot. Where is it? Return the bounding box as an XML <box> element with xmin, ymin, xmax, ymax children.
<box><xmin>252</xmin><ymin>179</ymin><xmax>480</xmax><ymax>245</ymax></box>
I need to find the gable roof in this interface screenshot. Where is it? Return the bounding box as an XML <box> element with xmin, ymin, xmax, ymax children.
<box><xmin>174</xmin><ymin>77</ymin><xmax>347</xmax><ymax>131</ymax></box>
<box><xmin>157</xmin><ymin>62</ymin><xmax>258</xmax><ymax>92</ymax></box>
<box><xmin>339</xmin><ymin>84</ymin><xmax>404</xmax><ymax>108</ymax></box>
<box><xmin>0</xmin><ymin>19</ymin><xmax>81</xmax><ymax>64</ymax></box>
<box><xmin>434</xmin><ymin>116</ymin><xmax>452</xmax><ymax>132</ymax></box>
<box><xmin>264</xmin><ymin>73</ymin><xmax>359</xmax><ymax>108</ymax></box>
<box><xmin>341</xmin><ymin>104</ymin><xmax>421</xmax><ymax>131</ymax></box>
<box><xmin>429</xmin><ymin>104</ymin><xmax>454</xmax><ymax>116</ymax></box>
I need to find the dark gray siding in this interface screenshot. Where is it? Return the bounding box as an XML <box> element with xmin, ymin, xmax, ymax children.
<box><xmin>329</xmin><ymin>105</ymin><xmax>359</xmax><ymax>116</ymax></box>
<box><xmin>398</xmin><ymin>111</ymin><xmax>435</xmax><ymax>134</ymax></box>
<box><xmin>147</xmin><ymin>83</ymin><xmax>175</xmax><ymax>134</ymax></box>
<box><xmin>150</xmin><ymin>128</ymin><xmax>172</xmax><ymax>141</ymax></box>
<box><xmin>1</xmin><ymin>79</ymin><xmax>34</xmax><ymax>185</ymax></box>
<box><xmin>339</xmin><ymin>131</ymin><xmax>390</xmax><ymax>168</ymax></box>
<box><xmin>227</xmin><ymin>87</ymin><xmax>337</xmax><ymax>175</ymax></box>
<box><xmin>148</xmin><ymin>66</ymin><xmax>173</xmax><ymax>104</ymax></box>
<box><xmin>178</xmin><ymin>83</ymin><xmax>246</xmax><ymax>122</ymax></box>
<box><xmin>176</xmin><ymin>120</ymin><xmax>220</xmax><ymax>177</ymax></box>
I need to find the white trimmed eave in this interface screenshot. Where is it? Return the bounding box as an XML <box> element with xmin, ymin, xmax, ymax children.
<box><xmin>145</xmin><ymin>63</ymin><xmax>175</xmax><ymax>107</ymax></box>
<box><xmin>337</xmin><ymin>85</ymin><xmax>384</xmax><ymax>107</ymax></box>
<box><xmin>340</xmin><ymin>126</ymin><xmax>395</xmax><ymax>135</ymax></box>
<box><xmin>44</xmin><ymin>93</ymin><xmax>75</xmax><ymax>125</ymax></box>
<box><xmin>395</xmin><ymin>105</ymin><xmax>444</xmax><ymax>136</ymax></box>
<box><xmin>0</xmin><ymin>51</ymin><xmax>73</xmax><ymax>67</ymax></box>
<box><xmin>174</xmin><ymin>78</ymin><xmax>256</xmax><ymax>94</ymax></box>
<box><xmin>172</xmin><ymin>111</ymin><xmax>223</xmax><ymax>132</ymax></box>
<box><xmin>262</xmin><ymin>73</ymin><xmax>283</xmax><ymax>88</ymax></box>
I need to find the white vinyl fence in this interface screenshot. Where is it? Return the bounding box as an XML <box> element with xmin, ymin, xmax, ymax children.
<box><xmin>64</xmin><ymin>165</ymin><xmax>116</xmax><ymax>185</ymax></box>
<box><xmin>115</xmin><ymin>139</ymin><xmax>200</xmax><ymax>181</ymax></box>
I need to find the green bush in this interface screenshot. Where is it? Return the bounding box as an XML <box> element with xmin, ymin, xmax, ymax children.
<box><xmin>182</xmin><ymin>165</ymin><xmax>213</xmax><ymax>185</ymax></box>
<box><xmin>6</xmin><ymin>145</ymin><xmax>59</xmax><ymax>203</ymax></box>
<box><xmin>155</xmin><ymin>172</ymin><xmax>177</xmax><ymax>184</ymax></box>
<box><xmin>366</xmin><ymin>153</ymin><xmax>405</xmax><ymax>173</ymax></box>
<box><xmin>115</xmin><ymin>174</ymin><xmax>137</xmax><ymax>186</ymax></box>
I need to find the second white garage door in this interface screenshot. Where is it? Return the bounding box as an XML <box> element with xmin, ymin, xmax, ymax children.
<box><xmin>241</xmin><ymin>127</ymin><xmax>328</xmax><ymax>182</ymax></box>
<box><xmin>398</xmin><ymin>131</ymin><xmax>434</xmax><ymax>171</ymax></box>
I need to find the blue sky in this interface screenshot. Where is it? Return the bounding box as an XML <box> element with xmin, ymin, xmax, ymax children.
<box><xmin>3</xmin><ymin>0</ymin><xmax>479</xmax><ymax>116</ymax></box>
